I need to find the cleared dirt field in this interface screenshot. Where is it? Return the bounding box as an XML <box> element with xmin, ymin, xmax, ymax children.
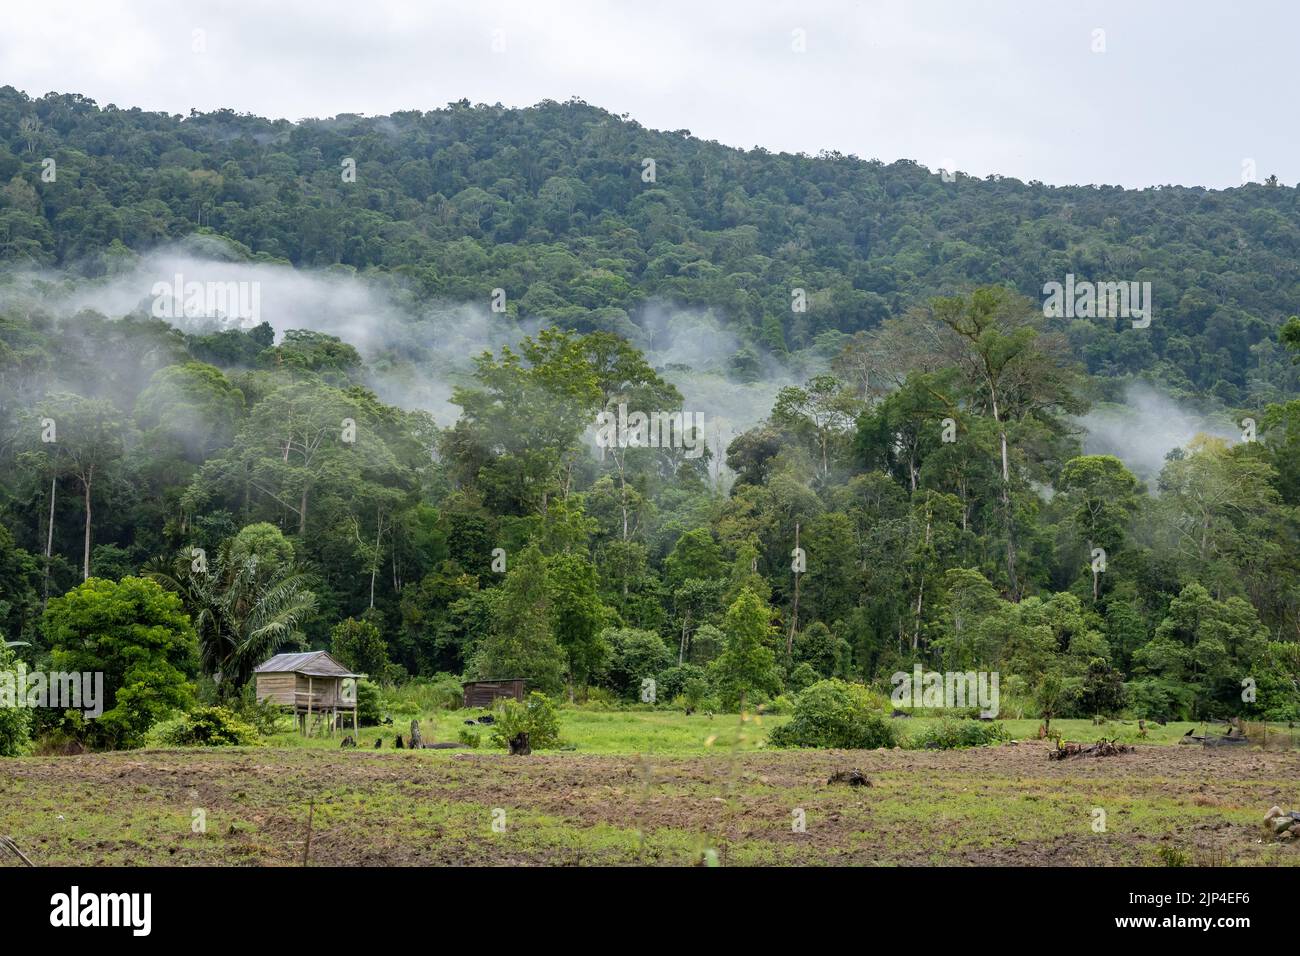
<box><xmin>2</xmin><ymin>743</ymin><xmax>1298</xmax><ymax>866</ymax></box>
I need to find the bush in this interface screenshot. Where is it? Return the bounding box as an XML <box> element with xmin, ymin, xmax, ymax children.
<box><xmin>1127</xmin><ymin>678</ymin><xmax>1196</xmax><ymax>723</ymax></box>
<box><xmin>380</xmin><ymin>673</ymin><xmax>463</xmax><ymax>715</ymax></box>
<box><xmin>240</xmin><ymin>697</ymin><xmax>288</xmax><ymax>736</ymax></box>
<box><xmin>763</xmin><ymin>693</ymin><xmax>794</xmax><ymax>715</ymax></box>
<box><xmin>31</xmin><ymin>710</ymin><xmax>85</xmax><ymax>755</ymax></box>
<box><xmin>656</xmin><ymin>662</ymin><xmax>706</xmax><ymax>703</ymax></box>
<box><xmin>786</xmin><ymin>662</ymin><xmax>820</xmax><ymax>694</ymax></box>
<box><xmin>0</xmin><ymin>647</ymin><xmax>32</xmax><ymax>756</ymax></box>
<box><xmin>768</xmin><ymin>679</ymin><xmax>897</xmax><ymax>750</ymax></box>
<box><xmin>681</xmin><ymin>676</ymin><xmax>710</xmax><ymax>712</ymax></box>
<box><xmin>329</xmin><ymin>617</ymin><xmax>390</xmax><ymax>677</ymax></box>
<box><xmin>490</xmin><ymin>692</ymin><xmax>562</xmax><ymax>750</ymax></box>
<box><xmin>356</xmin><ymin>679</ymin><xmax>382</xmax><ymax>726</ymax></box>
<box><xmin>906</xmin><ymin>717</ymin><xmax>1009</xmax><ymax>750</ymax></box>
<box><xmin>457</xmin><ymin>727</ymin><xmax>481</xmax><ymax>748</ymax></box>
<box><xmin>427</xmin><ymin>673</ymin><xmax>466</xmax><ymax>709</ymax></box>
<box><xmin>601</xmin><ymin>628</ymin><xmax>673</xmax><ymax>700</ymax></box>
<box><xmin>578</xmin><ymin>686</ymin><xmax>618</xmax><ymax>709</ymax></box>
<box><xmin>146</xmin><ymin>706</ymin><xmax>259</xmax><ymax>747</ymax></box>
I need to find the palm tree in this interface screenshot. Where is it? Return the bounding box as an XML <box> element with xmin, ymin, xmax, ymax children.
<box><xmin>146</xmin><ymin>545</ymin><xmax>317</xmax><ymax>699</ymax></box>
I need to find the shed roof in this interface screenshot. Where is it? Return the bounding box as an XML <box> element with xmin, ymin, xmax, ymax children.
<box><xmin>254</xmin><ymin>651</ymin><xmax>359</xmax><ymax>678</ymax></box>
<box><xmin>462</xmin><ymin>678</ymin><xmax>526</xmax><ymax>685</ymax></box>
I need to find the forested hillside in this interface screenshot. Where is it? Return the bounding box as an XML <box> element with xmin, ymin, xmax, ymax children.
<box><xmin>3</xmin><ymin>88</ymin><xmax>1300</xmax><ymax>403</ymax></box>
<box><xmin>1</xmin><ymin>88</ymin><xmax>1298</xmax><ymax>752</ymax></box>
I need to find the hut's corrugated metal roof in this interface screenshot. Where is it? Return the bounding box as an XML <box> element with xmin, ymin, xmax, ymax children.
<box><xmin>254</xmin><ymin>651</ymin><xmax>359</xmax><ymax>678</ymax></box>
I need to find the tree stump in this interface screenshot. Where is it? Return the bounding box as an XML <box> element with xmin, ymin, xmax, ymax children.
<box><xmin>509</xmin><ymin>732</ymin><xmax>531</xmax><ymax>755</ymax></box>
<box><xmin>409</xmin><ymin>719</ymin><xmax>423</xmax><ymax>749</ymax></box>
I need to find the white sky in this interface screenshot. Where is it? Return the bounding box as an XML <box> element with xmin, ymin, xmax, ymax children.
<box><xmin>1</xmin><ymin>0</ymin><xmax>1294</xmax><ymax>189</ymax></box>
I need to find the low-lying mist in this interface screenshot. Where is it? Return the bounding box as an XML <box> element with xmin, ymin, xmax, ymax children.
<box><xmin>0</xmin><ymin>244</ymin><xmax>1236</xmax><ymax>485</ymax></box>
<box><xmin>0</xmin><ymin>243</ymin><xmax>804</xmax><ymax>469</ymax></box>
<box><xmin>1077</xmin><ymin>383</ymin><xmax>1241</xmax><ymax>483</ymax></box>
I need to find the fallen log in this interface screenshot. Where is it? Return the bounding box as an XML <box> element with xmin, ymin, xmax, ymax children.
<box><xmin>1048</xmin><ymin>738</ymin><xmax>1133</xmax><ymax>760</ymax></box>
<box><xmin>0</xmin><ymin>835</ymin><xmax>34</xmax><ymax>866</ymax></box>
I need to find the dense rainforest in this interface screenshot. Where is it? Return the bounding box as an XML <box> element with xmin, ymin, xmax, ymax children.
<box><xmin>1</xmin><ymin>87</ymin><xmax>1299</xmax><ymax>749</ymax></box>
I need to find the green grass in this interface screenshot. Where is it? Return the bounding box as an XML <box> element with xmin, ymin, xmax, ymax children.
<box><xmin>4</xmin><ymin>709</ymin><xmax>1297</xmax><ymax>866</ymax></box>
<box><xmin>258</xmin><ymin>706</ymin><xmax>1241</xmax><ymax>753</ymax></box>
<box><xmin>260</xmin><ymin>706</ymin><xmax>786</xmax><ymax>753</ymax></box>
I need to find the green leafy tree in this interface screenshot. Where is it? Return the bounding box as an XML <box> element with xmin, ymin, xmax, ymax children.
<box><xmin>601</xmin><ymin>627</ymin><xmax>673</xmax><ymax>700</ymax></box>
<box><xmin>711</xmin><ymin>587</ymin><xmax>781</xmax><ymax>710</ymax></box>
<box><xmin>133</xmin><ymin>361</ymin><xmax>244</xmax><ymax>460</ymax></box>
<box><xmin>44</xmin><ymin>576</ymin><xmax>198</xmax><ymax>748</ymax></box>
<box><xmin>473</xmin><ymin>545</ymin><xmax>565</xmax><ymax>695</ymax></box>
<box><xmin>330</xmin><ymin>617</ymin><xmax>390</xmax><ymax>677</ymax></box>
<box><xmin>1058</xmin><ymin>455</ymin><xmax>1143</xmax><ymax>601</ymax></box>
<box><xmin>40</xmin><ymin>394</ymin><xmax>127</xmax><ymax>580</ymax></box>
<box><xmin>547</xmin><ymin>551</ymin><xmax>611</xmax><ymax>695</ymax></box>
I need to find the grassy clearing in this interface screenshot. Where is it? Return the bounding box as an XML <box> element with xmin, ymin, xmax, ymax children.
<box><xmin>260</xmin><ymin>707</ymin><xmax>1232</xmax><ymax>754</ymax></box>
<box><xmin>2</xmin><ymin>742</ymin><xmax>1296</xmax><ymax>866</ymax></box>
<box><xmin>5</xmin><ymin>708</ymin><xmax>1295</xmax><ymax>867</ymax></box>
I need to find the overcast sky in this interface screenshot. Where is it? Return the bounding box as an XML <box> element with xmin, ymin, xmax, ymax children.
<box><xmin>2</xmin><ymin>0</ymin><xmax>1294</xmax><ymax>189</ymax></box>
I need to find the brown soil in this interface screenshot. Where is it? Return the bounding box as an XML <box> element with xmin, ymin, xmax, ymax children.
<box><xmin>1</xmin><ymin>743</ymin><xmax>1297</xmax><ymax>866</ymax></box>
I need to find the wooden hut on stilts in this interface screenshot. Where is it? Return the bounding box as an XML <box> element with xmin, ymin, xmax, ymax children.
<box><xmin>254</xmin><ymin>651</ymin><xmax>360</xmax><ymax>738</ymax></box>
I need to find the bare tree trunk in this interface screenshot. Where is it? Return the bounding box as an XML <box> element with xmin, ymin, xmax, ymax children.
<box><xmin>369</xmin><ymin>512</ymin><xmax>383</xmax><ymax>609</ymax></box>
<box><xmin>787</xmin><ymin>523</ymin><xmax>801</xmax><ymax>660</ymax></box>
<box><xmin>81</xmin><ymin>472</ymin><xmax>92</xmax><ymax>580</ymax></box>
<box><xmin>1090</xmin><ymin>538</ymin><xmax>1100</xmax><ymax>603</ymax></box>
<box><xmin>44</xmin><ymin>475</ymin><xmax>56</xmax><ymax>606</ymax></box>
<box><xmin>986</xmin><ymin>392</ymin><xmax>1018</xmax><ymax>597</ymax></box>
<box><xmin>912</xmin><ymin>573</ymin><xmax>925</xmax><ymax>652</ymax></box>
<box><xmin>912</xmin><ymin>508</ymin><xmax>932</xmax><ymax>652</ymax></box>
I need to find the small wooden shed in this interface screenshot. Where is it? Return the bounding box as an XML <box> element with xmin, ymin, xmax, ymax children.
<box><xmin>462</xmin><ymin>678</ymin><xmax>526</xmax><ymax>709</ymax></box>
<box><xmin>255</xmin><ymin>651</ymin><xmax>360</xmax><ymax>737</ymax></box>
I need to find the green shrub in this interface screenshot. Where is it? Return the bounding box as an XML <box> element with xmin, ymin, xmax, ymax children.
<box><xmin>601</xmin><ymin>628</ymin><xmax>673</xmax><ymax>700</ymax></box>
<box><xmin>356</xmin><ymin>679</ymin><xmax>382</xmax><ymax>726</ymax></box>
<box><xmin>1126</xmin><ymin>678</ymin><xmax>1196</xmax><ymax>723</ymax></box>
<box><xmin>379</xmin><ymin>673</ymin><xmax>463</xmax><ymax>715</ymax></box>
<box><xmin>764</xmin><ymin>693</ymin><xmax>794</xmax><ymax>715</ymax></box>
<box><xmin>0</xmin><ymin>647</ymin><xmax>32</xmax><ymax>756</ymax></box>
<box><xmin>490</xmin><ymin>692</ymin><xmax>562</xmax><ymax>750</ymax></box>
<box><xmin>31</xmin><ymin>710</ymin><xmax>85</xmax><ymax>755</ymax></box>
<box><xmin>425</xmin><ymin>673</ymin><xmax>465</xmax><ymax>709</ymax></box>
<box><xmin>907</xmin><ymin>717</ymin><xmax>1009</xmax><ymax>750</ymax></box>
<box><xmin>786</xmin><ymin>662</ymin><xmax>820</xmax><ymax>694</ymax></box>
<box><xmin>656</xmin><ymin>662</ymin><xmax>706</xmax><ymax>703</ymax></box>
<box><xmin>234</xmin><ymin>683</ymin><xmax>288</xmax><ymax>735</ymax></box>
<box><xmin>768</xmin><ymin>679</ymin><xmax>897</xmax><ymax>750</ymax></box>
<box><xmin>578</xmin><ymin>686</ymin><xmax>618</xmax><ymax>709</ymax></box>
<box><xmin>147</xmin><ymin>706</ymin><xmax>259</xmax><ymax>747</ymax></box>
<box><xmin>242</xmin><ymin>699</ymin><xmax>287</xmax><ymax>736</ymax></box>
<box><xmin>1155</xmin><ymin>845</ymin><xmax>1191</xmax><ymax>867</ymax></box>
<box><xmin>682</xmin><ymin>676</ymin><xmax>710</xmax><ymax>712</ymax></box>
<box><xmin>457</xmin><ymin>727</ymin><xmax>481</xmax><ymax>748</ymax></box>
